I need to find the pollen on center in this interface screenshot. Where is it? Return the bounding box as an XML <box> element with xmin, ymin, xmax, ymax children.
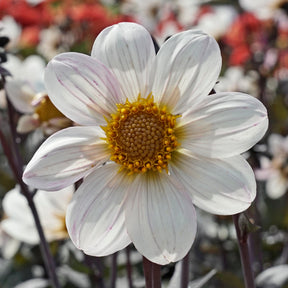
<box><xmin>33</xmin><ymin>94</ymin><xmax>65</xmax><ymax>122</ymax></box>
<box><xmin>102</xmin><ymin>94</ymin><xmax>181</xmax><ymax>174</ymax></box>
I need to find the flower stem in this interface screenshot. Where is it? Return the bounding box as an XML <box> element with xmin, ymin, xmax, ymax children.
<box><xmin>142</xmin><ymin>257</ymin><xmax>162</xmax><ymax>288</ymax></box>
<box><xmin>180</xmin><ymin>252</ymin><xmax>190</xmax><ymax>288</ymax></box>
<box><xmin>0</xmin><ymin>86</ymin><xmax>60</xmax><ymax>288</ymax></box>
<box><xmin>24</xmin><ymin>189</ymin><xmax>61</xmax><ymax>288</ymax></box>
<box><xmin>0</xmin><ymin>125</ymin><xmax>60</xmax><ymax>288</ymax></box>
<box><xmin>110</xmin><ymin>252</ymin><xmax>118</xmax><ymax>288</ymax></box>
<box><xmin>84</xmin><ymin>255</ymin><xmax>105</xmax><ymax>288</ymax></box>
<box><xmin>247</xmin><ymin>200</ymin><xmax>263</xmax><ymax>275</ymax></box>
<box><xmin>6</xmin><ymin>95</ymin><xmax>23</xmax><ymax>168</ymax></box>
<box><xmin>126</xmin><ymin>246</ymin><xmax>134</xmax><ymax>288</ymax></box>
<box><xmin>233</xmin><ymin>213</ymin><xmax>255</xmax><ymax>288</ymax></box>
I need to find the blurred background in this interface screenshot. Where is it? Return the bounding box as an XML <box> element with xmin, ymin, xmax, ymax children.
<box><xmin>0</xmin><ymin>0</ymin><xmax>288</xmax><ymax>287</ymax></box>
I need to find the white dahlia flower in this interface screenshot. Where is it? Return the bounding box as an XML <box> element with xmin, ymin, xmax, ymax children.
<box><xmin>23</xmin><ymin>22</ymin><xmax>268</xmax><ymax>265</ymax></box>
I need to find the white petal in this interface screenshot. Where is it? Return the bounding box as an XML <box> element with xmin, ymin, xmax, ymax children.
<box><xmin>14</xmin><ymin>278</ymin><xmax>50</xmax><ymax>288</ymax></box>
<box><xmin>239</xmin><ymin>0</ymin><xmax>274</xmax><ymax>19</ymax></box>
<box><xmin>23</xmin><ymin>126</ymin><xmax>110</xmax><ymax>190</ymax></box>
<box><xmin>2</xmin><ymin>188</ymin><xmax>39</xmax><ymax>244</ymax></box>
<box><xmin>37</xmin><ymin>185</ymin><xmax>74</xmax><ymax>213</ymax></box>
<box><xmin>35</xmin><ymin>186</ymin><xmax>73</xmax><ymax>231</ymax></box>
<box><xmin>266</xmin><ymin>172</ymin><xmax>287</xmax><ymax>199</ymax></box>
<box><xmin>268</xmin><ymin>133</ymin><xmax>287</xmax><ymax>155</ymax></box>
<box><xmin>125</xmin><ymin>172</ymin><xmax>197</xmax><ymax>265</ymax></box>
<box><xmin>189</xmin><ymin>269</ymin><xmax>217</xmax><ymax>288</ymax></box>
<box><xmin>44</xmin><ymin>52</ymin><xmax>123</xmax><ymax>126</ymax></box>
<box><xmin>0</xmin><ymin>232</ymin><xmax>20</xmax><ymax>259</ymax></box>
<box><xmin>66</xmin><ymin>163</ymin><xmax>131</xmax><ymax>256</ymax></box>
<box><xmin>170</xmin><ymin>151</ymin><xmax>256</xmax><ymax>215</ymax></box>
<box><xmin>3</xmin><ymin>186</ymin><xmax>34</xmax><ymax>224</ymax></box>
<box><xmin>255</xmin><ymin>265</ymin><xmax>288</xmax><ymax>287</ymax></box>
<box><xmin>16</xmin><ymin>114</ymin><xmax>40</xmax><ymax>134</ymax></box>
<box><xmin>5</xmin><ymin>80</ymin><xmax>35</xmax><ymax>113</ymax></box>
<box><xmin>177</xmin><ymin>92</ymin><xmax>268</xmax><ymax>158</ymax></box>
<box><xmin>1</xmin><ymin>219</ymin><xmax>39</xmax><ymax>244</ymax></box>
<box><xmin>91</xmin><ymin>22</ymin><xmax>155</xmax><ymax>101</ymax></box>
<box><xmin>152</xmin><ymin>29</ymin><xmax>221</xmax><ymax>113</ymax></box>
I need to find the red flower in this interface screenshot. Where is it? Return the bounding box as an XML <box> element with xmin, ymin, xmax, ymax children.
<box><xmin>20</xmin><ymin>25</ymin><xmax>40</xmax><ymax>48</ymax></box>
<box><xmin>222</xmin><ymin>12</ymin><xmax>264</xmax><ymax>65</ymax></box>
<box><xmin>229</xmin><ymin>45</ymin><xmax>251</xmax><ymax>66</ymax></box>
<box><xmin>224</xmin><ymin>12</ymin><xmax>261</xmax><ymax>47</ymax></box>
<box><xmin>2</xmin><ymin>0</ymin><xmax>52</xmax><ymax>27</ymax></box>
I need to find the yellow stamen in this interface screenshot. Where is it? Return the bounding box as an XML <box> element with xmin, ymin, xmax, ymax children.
<box><xmin>103</xmin><ymin>94</ymin><xmax>181</xmax><ymax>174</ymax></box>
<box><xmin>34</xmin><ymin>95</ymin><xmax>65</xmax><ymax>122</ymax></box>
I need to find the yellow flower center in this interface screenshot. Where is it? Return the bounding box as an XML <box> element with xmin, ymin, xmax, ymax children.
<box><xmin>34</xmin><ymin>95</ymin><xmax>65</xmax><ymax>122</ymax></box>
<box><xmin>103</xmin><ymin>94</ymin><xmax>180</xmax><ymax>174</ymax></box>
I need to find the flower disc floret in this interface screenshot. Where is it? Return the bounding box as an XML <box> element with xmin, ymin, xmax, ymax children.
<box><xmin>34</xmin><ymin>95</ymin><xmax>65</xmax><ymax>122</ymax></box>
<box><xmin>103</xmin><ymin>94</ymin><xmax>180</xmax><ymax>174</ymax></box>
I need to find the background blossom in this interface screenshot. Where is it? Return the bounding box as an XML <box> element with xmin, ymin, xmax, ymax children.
<box><xmin>1</xmin><ymin>185</ymin><xmax>73</xmax><ymax>244</ymax></box>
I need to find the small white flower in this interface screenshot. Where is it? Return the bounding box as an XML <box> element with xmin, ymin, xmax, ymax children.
<box><xmin>239</xmin><ymin>0</ymin><xmax>288</xmax><ymax>19</ymax></box>
<box><xmin>23</xmin><ymin>22</ymin><xmax>268</xmax><ymax>265</ymax></box>
<box><xmin>194</xmin><ymin>5</ymin><xmax>238</xmax><ymax>39</ymax></box>
<box><xmin>0</xmin><ymin>225</ymin><xmax>20</xmax><ymax>259</ymax></box>
<box><xmin>0</xmin><ymin>16</ymin><xmax>22</xmax><ymax>50</ymax></box>
<box><xmin>37</xmin><ymin>26</ymin><xmax>74</xmax><ymax>61</ymax></box>
<box><xmin>255</xmin><ymin>265</ymin><xmax>288</xmax><ymax>287</ymax></box>
<box><xmin>1</xmin><ymin>185</ymin><xmax>73</xmax><ymax>244</ymax></box>
<box><xmin>13</xmin><ymin>278</ymin><xmax>49</xmax><ymax>288</ymax></box>
<box><xmin>216</xmin><ymin>66</ymin><xmax>260</xmax><ymax>97</ymax></box>
<box><xmin>4</xmin><ymin>55</ymin><xmax>72</xmax><ymax>134</ymax></box>
<box><xmin>256</xmin><ymin>133</ymin><xmax>288</xmax><ymax>199</ymax></box>
<box><xmin>120</xmin><ymin>0</ymin><xmax>168</xmax><ymax>32</ymax></box>
<box><xmin>168</xmin><ymin>262</ymin><xmax>216</xmax><ymax>288</ymax></box>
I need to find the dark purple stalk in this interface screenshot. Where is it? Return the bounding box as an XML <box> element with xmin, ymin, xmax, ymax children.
<box><xmin>233</xmin><ymin>214</ymin><xmax>255</xmax><ymax>288</ymax></box>
<box><xmin>0</xmin><ymin>83</ymin><xmax>60</xmax><ymax>288</ymax></box>
<box><xmin>110</xmin><ymin>252</ymin><xmax>118</xmax><ymax>288</ymax></box>
<box><xmin>180</xmin><ymin>253</ymin><xmax>189</xmax><ymax>288</ymax></box>
<box><xmin>83</xmin><ymin>255</ymin><xmax>106</xmax><ymax>288</ymax></box>
<box><xmin>0</xmin><ymin>125</ymin><xmax>60</xmax><ymax>288</ymax></box>
<box><xmin>143</xmin><ymin>257</ymin><xmax>162</xmax><ymax>288</ymax></box>
<box><xmin>6</xmin><ymin>95</ymin><xmax>23</xmax><ymax>168</ymax></box>
<box><xmin>126</xmin><ymin>246</ymin><xmax>134</xmax><ymax>288</ymax></box>
<box><xmin>247</xmin><ymin>201</ymin><xmax>263</xmax><ymax>275</ymax></box>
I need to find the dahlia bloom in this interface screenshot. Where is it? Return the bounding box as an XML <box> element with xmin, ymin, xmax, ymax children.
<box><xmin>23</xmin><ymin>22</ymin><xmax>268</xmax><ymax>265</ymax></box>
<box><xmin>239</xmin><ymin>0</ymin><xmax>288</xmax><ymax>19</ymax></box>
<box><xmin>4</xmin><ymin>55</ymin><xmax>72</xmax><ymax>134</ymax></box>
<box><xmin>256</xmin><ymin>134</ymin><xmax>288</xmax><ymax>199</ymax></box>
<box><xmin>194</xmin><ymin>5</ymin><xmax>238</xmax><ymax>40</ymax></box>
<box><xmin>1</xmin><ymin>185</ymin><xmax>73</xmax><ymax>244</ymax></box>
<box><xmin>216</xmin><ymin>66</ymin><xmax>259</xmax><ymax>96</ymax></box>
